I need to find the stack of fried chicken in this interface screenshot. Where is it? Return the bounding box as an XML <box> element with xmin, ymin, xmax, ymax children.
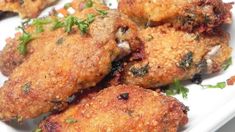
<box><xmin>0</xmin><ymin>0</ymin><xmax>233</xmax><ymax>131</ymax></box>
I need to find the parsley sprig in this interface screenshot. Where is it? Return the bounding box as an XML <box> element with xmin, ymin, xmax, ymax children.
<box><xmin>223</xmin><ymin>57</ymin><xmax>232</xmax><ymax>71</ymax></box>
<box><xmin>16</xmin><ymin>9</ymin><xmax>106</xmax><ymax>54</ymax></box>
<box><xmin>202</xmin><ymin>82</ymin><xmax>227</xmax><ymax>89</ymax></box>
<box><xmin>17</xmin><ymin>26</ymin><xmax>33</xmax><ymax>55</ymax></box>
<box><xmin>63</xmin><ymin>14</ymin><xmax>95</xmax><ymax>34</ymax></box>
<box><xmin>32</xmin><ymin>18</ymin><xmax>52</xmax><ymax>33</ymax></box>
<box><xmin>166</xmin><ymin>79</ymin><xmax>189</xmax><ymax>99</ymax></box>
<box><xmin>65</xmin><ymin>118</ymin><xmax>78</xmax><ymax>124</ymax></box>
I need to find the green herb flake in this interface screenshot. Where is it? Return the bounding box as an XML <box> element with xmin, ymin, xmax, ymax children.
<box><xmin>146</xmin><ymin>34</ymin><xmax>154</xmax><ymax>41</ymax></box>
<box><xmin>202</xmin><ymin>82</ymin><xmax>226</xmax><ymax>89</ymax></box>
<box><xmin>65</xmin><ymin>118</ymin><xmax>78</xmax><ymax>124</ymax></box>
<box><xmin>86</xmin><ymin>14</ymin><xmax>95</xmax><ymax>23</ymax></box>
<box><xmin>18</xmin><ymin>32</ymin><xmax>33</xmax><ymax>55</ymax></box>
<box><xmin>223</xmin><ymin>57</ymin><xmax>232</xmax><ymax>71</ymax></box>
<box><xmin>32</xmin><ymin>18</ymin><xmax>52</xmax><ymax>33</ymax></box>
<box><xmin>178</xmin><ymin>51</ymin><xmax>193</xmax><ymax>70</ymax></box>
<box><xmin>34</xmin><ymin>128</ymin><xmax>42</xmax><ymax>132</ymax></box>
<box><xmin>204</xmin><ymin>15</ymin><xmax>211</xmax><ymax>24</ymax></box>
<box><xmin>76</xmin><ymin>21</ymin><xmax>88</xmax><ymax>33</ymax></box>
<box><xmin>63</xmin><ymin>14</ymin><xmax>95</xmax><ymax>34</ymax></box>
<box><xmin>51</xmin><ymin>18</ymin><xmax>64</xmax><ymax>31</ymax></box>
<box><xmin>76</xmin><ymin>14</ymin><xmax>95</xmax><ymax>34</ymax></box>
<box><xmin>130</xmin><ymin>64</ymin><xmax>149</xmax><ymax>77</ymax></box>
<box><xmin>193</xmin><ymin>34</ymin><xmax>200</xmax><ymax>41</ymax></box>
<box><xmin>64</xmin><ymin>3</ymin><xmax>71</xmax><ymax>9</ymax></box>
<box><xmin>19</xmin><ymin>0</ymin><xmax>24</xmax><ymax>5</ymax></box>
<box><xmin>64</xmin><ymin>16</ymin><xmax>77</xmax><ymax>33</ymax></box>
<box><xmin>22</xmin><ymin>82</ymin><xmax>31</xmax><ymax>94</ymax></box>
<box><xmin>166</xmin><ymin>79</ymin><xmax>189</xmax><ymax>99</ymax></box>
<box><xmin>85</xmin><ymin>0</ymin><xmax>93</xmax><ymax>9</ymax></box>
<box><xmin>21</xmin><ymin>19</ymin><xmax>31</xmax><ymax>27</ymax></box>
<box><xmin>96</xmin><ymin>8</ymin><xmax>108</xmax><ymax>16</ymax></box>
<box><xmin>16</xmin><ymin>115</ymin><xmax>23</xmax><ymax>122</ymax></box>
<box><xmin>56</xmin><ymin>37</ymin><xmax>64</xmax><ymax>45</ymax></box>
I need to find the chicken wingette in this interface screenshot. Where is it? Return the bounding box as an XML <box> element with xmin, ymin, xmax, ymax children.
<box><xmin>39</xmin><ymin>85</ymin><xmax>188</xmax><ymax>132</ymax></box>
<box><xmin>121</xmin><ymin>24</ymin><xmax>231</xmax><ymax>88</ymax></box>
<box><xmin>0</xmin><ymin>0</ymin><xmax>109</xmax><ymax>76</ymax></box>
<box><xmin>0</xmin><ymin>0</ymin><xmax>58</xmax><ymax>18</ymax></box>
<box><xmin>118</xmin><ymin>0</ymin><xmax>232</xmax><ymax>32</ymax></box>
<box><xmin>0</xmin><ymin>10</ymin><xmax>139</xmax><ymax>121</ymax></box>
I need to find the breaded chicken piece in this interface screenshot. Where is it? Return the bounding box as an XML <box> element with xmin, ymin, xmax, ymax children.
<box><xmin>118</xmin><ymin>0</ymin><xmax>233</xmax><ymax>32</ymax></box>
<box><xmin>0</xmin><ymin>0</ymin><xmax>109</xmax><ymax>77</ymax></box>
<box><xmin>0</xmin><ymin>0</ymin><xmax>58</xmax><ymax>18</ymax></box>
<box><xmin>0</xmin><ymin>24</ymin><xmax>60</xmax><ymax>76</ymax></box>
<box><xmin>121</xmin><ymin>24</ymin><xmax>232</xmax><ymax>88</ymax></box>
<box><xmin>39</xmin><ymin>85</ymin><xmax>188</xmax><ymax>132</ymax></box>
<box><xmin>0</xmin><ymin>10</ymin><xmax>139</xmax><ymax>121</ymax></box>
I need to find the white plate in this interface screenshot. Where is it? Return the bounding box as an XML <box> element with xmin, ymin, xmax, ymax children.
<box><xmin>0</xmin><ymin>0</ymin><xmax>234</xmax><ymax>131</ymax></box>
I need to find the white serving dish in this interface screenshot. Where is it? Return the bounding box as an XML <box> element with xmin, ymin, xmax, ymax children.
<box><xmin>0</xmin><ymin>0</ymin><xmax>234</xmax><ymax>131</ymax></box>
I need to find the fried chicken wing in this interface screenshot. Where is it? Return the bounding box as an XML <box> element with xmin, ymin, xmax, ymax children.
<box><xmin>39</xmin><ymin>85</ymin><xmax>188</xmax><ymax>132</ymax></box>
<box><xmin>118</xmin><ymin>0</ymin><xmax>233</xmax><ymax>32</ymax></box>
<box><xmin>0</xmin><ymin>25</ymin><xmax>60</xmax><ymax>76</ymax></box>
<box><xmin>0</xmin><ymin>0</ymin><xmax>58</xmax><ymax>18</ymax></box>
<box><xmin>0</xmin><ymin>10</ymin><xmax>139</xmax><ymax>121</ymax></box>
<box><xmin>121</xmin><ymin>24</ymin><xmax>231</xmax><ymax>88</ymax></box>
<box><xmin>0</xmin><ymin>0</ymin><xmax>109</xmax><ymax>77</ymax></box>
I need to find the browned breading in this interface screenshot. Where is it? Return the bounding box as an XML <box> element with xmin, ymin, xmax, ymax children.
<box><xmin>39</xmin><ymin>85</ymin><xmax>188</xmax><ymax>132</ymax></box>
<box><xmin>0</xmin><ymin>10</ymin><xmax>139</xmax><ymax>121</ymax></box>
<box><xmin>0</xmin><ymin>0</ymin><xmax>58</xmax><ymax>18</ymax></box>
<box><xmin>118</xmin><ymin>0</ymin><xmax>233</xmax><ymax>32</ymax></box>
<box><xmin>121</xmin><ymin>24</ymin><xmax>232</xmax><ymax>88</ymax></box>
<box><xmin>0</xmin><ymin>1</ymin><xmax>109</xmax><ymax>77</ymax></box>
<box><xmin>0</xmin><ymin>26</ymin><xmax>59</xmax><ymax>76</ymax></box>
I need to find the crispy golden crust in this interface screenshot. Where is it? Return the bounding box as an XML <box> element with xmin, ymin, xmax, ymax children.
<box><xmin>0</xmin><ymin>25</ymin><xmax>59</xmax><ymax>76</ymax></box>
<box><xmin>0</xmin><ymin>1</ymin><xmax>109</xmax><ymax>77</ymax></box>
<box><xmin>122</xmin><ymin>25</ymin><xmax>232</xmax><ymax>88</ymax></box>
<box><xmin>118</xmin><ymin>0</ymin><xmax>233</xmax><ymax>32</ymax></box>
<box><xmin>0</xmin><ymin>10</ymin><xmax>139</xmax><ymax>121</ymax></box>
<box><xmin>0</xmin><ymin>0</ymin><xmax>58</xmax><ymax>18</ymax></box>
<box><xmin>39</xmin><ymin>85</ymin><xmax>188</xmax><ymax>132</ymax></box>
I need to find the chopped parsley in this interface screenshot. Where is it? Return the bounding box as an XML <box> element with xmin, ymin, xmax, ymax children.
<box><xmin>193</xmin><ymin>34</ymin><xmax>200</xmax><ymax>41</ymax></box>
<box><xmin>223</xmin><ymin>57</ymin><xmax>232</xmax><ymax>71</ymax></box>
<box><xmin>21</xmin><ymin>19</ymin><xmax>31</xmax><ymax>27</ymax></box>
<box><xmin>84</xmin><ymin>0</ymin><xmax>93</xmax><ymax>9</ymax></box>
<box><xmin>130</xmin><ymin>64</ymin><xmax>149</xmax><ymax>77</ymax></box>
<box><xmin>146</xmin><ymin>34</ymin><xmax>154</xmax><ymax>41</ymax></box>
<box><xmin>34</xmin><ymin>128</ymin><xmax>42</xmax><ymax>132</ymax></box>
<box><xmin>64</xmin><ymin>14</ymin><xmax>95</xmax><ymax>34</ymax></box>
<box><xmin>96</xmin><ymin>8</ymin><xmax>108</xmax><ymax>16</ymax></box>
<box><xmin>19</xmin><ymin>0</ymin><xmax>24</xmax><ymax>5</ymax></box>
<box><xmin>51</xmin><ymin>18</ymin><xmax>64</xmax><ymax>30</ymax></box>
<box><xmin>166</xmin><ymin>79</ymin><xmax>189</xmax><ymax>99</ymax></box>
<box><xmin>65</xmin><ymin>118</ymin><xmax>78</xmax><ymax>124</ymax></box>
<box><xmin>76</xmin><ymin>14</ymin><xmax>95</xmax><ymax>34</ymax></box>
<box><xmin>64</xmin><ymin>3</ymin><xmax>71</xmax><ymax>9</ymax></box>
<box><xmin>204</xmin><ymin>15</ymin><xmax>211</xmax><ymax>24</ymax></box>
<box><xmin>178</xmin><ymin>51</ymin><xmax>193</xmax><ymax>70</ymax></box>
<box><xmin>56</xmin><ymin>37</ymin><xmax>64</xmax><ymax>45</ymax></box>
<box><xmin>64</xmin><ymin>16</ymin><xmax>77</xmax><ymax>33</ymax></box>
<box><xmin>202</xmin><ymin>82</ymin><xmax>226</xmax><ymax>89</ymax></box>
<box><xmin>86</xmin><ymin>14</ymin><xmax>96</xmax><ymax>23</ymax></box>
<box><xmin>16</xmin><ymin>13</ymin><xmax>97</xmax><ymax>54</ymax></box>
<box><xmin>18</xmin><ymin>27</ymin><xmax>33</xmax><ymax>55</ymax></box>
<box><xmin>21</xmin><ymin>82</ymin><xmax>31</xmax><ymax>94</ymax></box>
<box><xmin>16</xmin><ymin>115</ymin><xmax>23</xmax><ymax>122</ymax></box>
<box><xmin>32</xmin><ymin>18</ymin><xmax>52</xmax><ymax>33</ymax></box>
